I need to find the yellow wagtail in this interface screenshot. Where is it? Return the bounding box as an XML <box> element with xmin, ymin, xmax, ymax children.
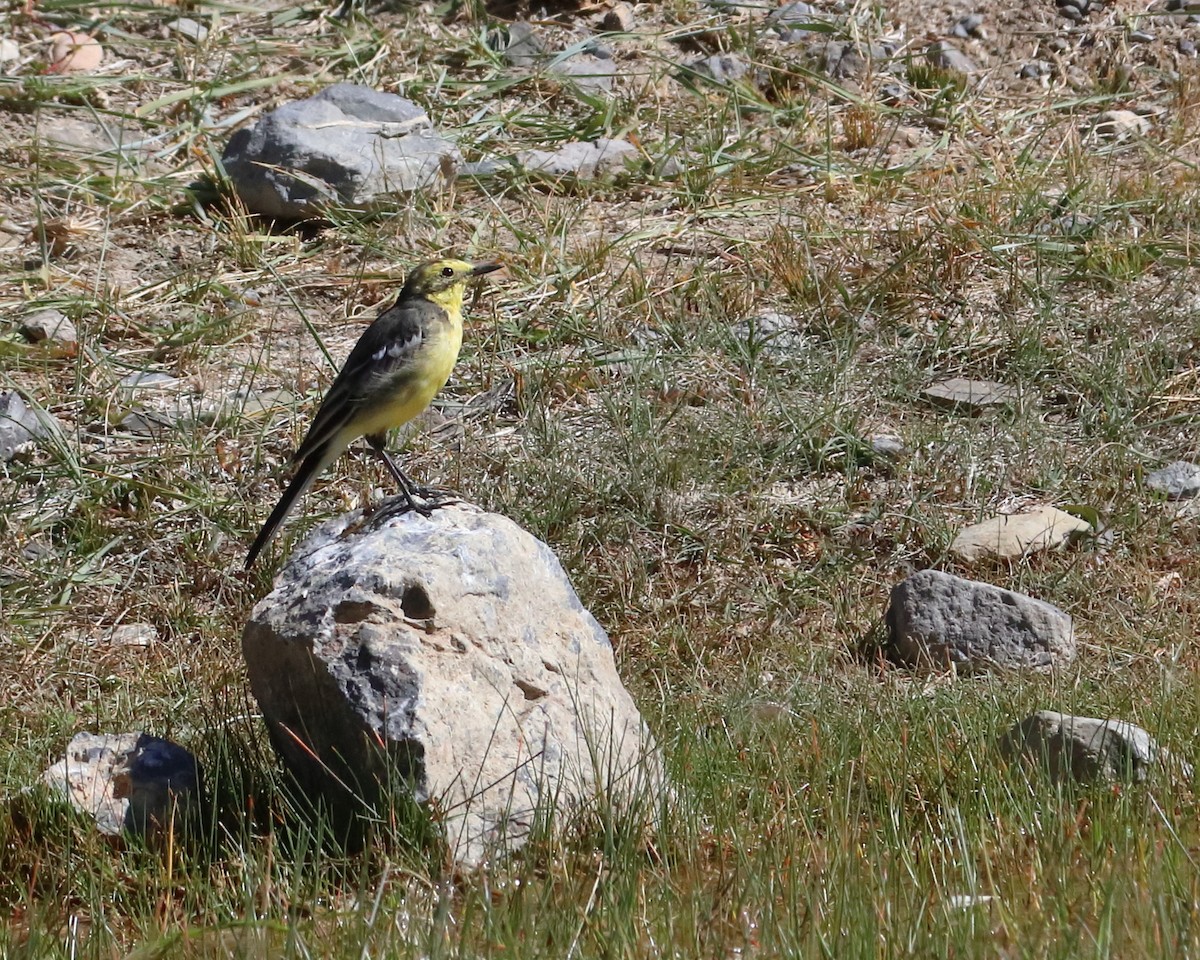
<box><xmin>245</xmin><ymin>258</ymin><xmax>502</xmax><ymax>569</ymax></box>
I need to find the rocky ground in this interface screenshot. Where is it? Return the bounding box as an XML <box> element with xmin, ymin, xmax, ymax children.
<box><xmin>3</xmin><ymin>0</ymin><xmax>1200</xmax><ymax>953</ymax></box>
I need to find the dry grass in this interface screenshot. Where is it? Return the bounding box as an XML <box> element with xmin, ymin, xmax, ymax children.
<box><xmin>2</xmin><ymin>0</ymin><xmax>1200</xmax><ymax>955</ymax></box>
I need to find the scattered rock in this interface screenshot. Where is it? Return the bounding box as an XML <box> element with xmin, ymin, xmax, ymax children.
<box><xmin>166</xmin><ymin>17</ymin><xmax>209</xmax><ymax>43</ymax></box>
<box><xmin>600</xmin><ymin>1</ymin><xmax>635</xmax><ymax>31</ymax></box>
<box><xmin>222</xmin><ymin>84</ymin><xmax>460</xmax><ymax>220</ymax></box>
<box><xmin>1000</xmin><ymin>712</ymin><xmax>1189</xmax><ymax>783</ymax></box>
<box><xmin>816</xmin><ymin>40</ymin><xmax>900</xmax><ymax>80</ymax></box>
<box><xmin>769</xmin><ymin>1</ymin><xmax>837</xmax><ymax>35</ymax></box>
<box><xmin>1040</xmin><ymin>212</ymin><xmax>1094</xmax><ymax>236</ymax></box>
<box><xmin>118</xmin><ymin>409</ymin><xmax>178</xmax><ymax>437</ymax></box>
<box><xmin>1019</xmin><ymin>60</ymin><xmax>1052</xmax><ymax>79</ymax></box>
<box><xmin>1087</xmin><ymin>110</ymin><xmax>1150</xmax><ymax>141</ymax></box>
<box><xmin>0</xmin><ymin>391</ymin><xmax>55</xmax><ymax>462</ymax></box>
<box><xmin>42</xmin><ymin>732</ymin><xmax>201</xmax><ymax>839</ymax></box>
<box><xmin>923</xmin><ymin>378</ymin><xmax>1018</xmax><ymax>411</ymax></box>
<box><xmin>501</xmin><ymin>21</ymin><xmax>546</xmax><ymax>66</ymax></box>
<box><xmin>886</xmin><ymin>569</ymin><xmax>1075</xmax><ymax>673</ymax></box>
<box><xmin>1128</xmin><ymin>29</ymin><xmax>1155</xmax><ymax>43</ymax></box>
<box><xmin>243</xmin><ymin>501</ymin><xmax>663</xmax><ymax>866</ymax></box>
<box><xmin>950</xmin><ymin>506</ymin><xmax>1092</xmax><ymax>562</ymax></box>
<box><xmin>1179</xmin><ymin>38</ymin><xmax>1197</xmax><ymax>56</ymax></box>
<box><xmin>869</xmin><ymin>434</ymin><xmax>905</xmax><ymax>458</ymax></box>
<box><xmin>1146</xmin><ymin>461</ymin><xmax>1200</xmax><ymax>499</ymax></box>
<box><xmin>516</xmin><ymin>138</ymin><xmax>637</xmax><ymax>178</ymax></box>
<box><xmin>1055</xmin><ymin>0</ymin><xmax>1091</xmax><ymax>20</ymax></box>
<box><xmin>118</xmin><ymin>371</ymin><xmax>181</xmax><ymax>395</ymax></box>
<box><xmin>683</xmin><ymin>53</ymin><xmax>750</xmax><ymax>85</ymax></box>
<box><xmin>19</xmin><ymin>308</ymin><xmax>77</xmax><ymax>346</ymax></box>
<box><xmin>952</xmin><ymin>13</ymin><xmax>985</xmax><ymax>39</ymax></box>
<box><xmin>552</xmin><ymin>53</ymin><xmax>617</xmax><ymax>93</ymax></box>
<box><xmin>0</xmin><ymin>38</ymin><xmax>19</xmax><ymax>64</ymax></box>
<box><xmin>734</xmin><ymin>309</ymin><xmax>810</xmax><ymax>355</ymax></box>
<box><xmin>47</xmin><ymin>31</ymin><xmax>102</xmax><ymax>74</ymax></box>
<box><xmin>926</xmin><ymin>40</ymin><xmax>978</xmax><ymax>75</ymax></box>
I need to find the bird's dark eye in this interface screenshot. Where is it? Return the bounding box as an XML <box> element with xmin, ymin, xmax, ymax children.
<box><xmin>441</xmin><ymin>266</ymin><xmax>455</xmax><ymax>277</ymax></box>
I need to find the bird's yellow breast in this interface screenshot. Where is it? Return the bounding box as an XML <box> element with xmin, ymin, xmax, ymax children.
<box><xmin>355</xmin><ymin>317</ymin><xmax>464</xmax><ymax>437</ymax></box>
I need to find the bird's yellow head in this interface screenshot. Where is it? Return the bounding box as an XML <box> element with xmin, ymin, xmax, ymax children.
<box><xmin>402</xmin><ymin>259</ymin><xmax>502</xmax><ymax>313</ymax></box>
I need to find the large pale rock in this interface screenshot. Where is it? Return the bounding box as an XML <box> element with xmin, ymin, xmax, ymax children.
<box><xmin>999</xmin><ymin>711</ymin><xmax>1189</xmax><ymax>783</ymax></box>
<box><xmin>243</xmin><ymin>501</ymin><xmax>661</xmax><ymax>866</ymax></box>
<box><xmin>950</xmin><ymin>506</ymin><xmax>1091</xmax><ymax>561</ymax></box>
<box><xmin>886</xmin><ymin>570</ymin><xmax>1075</xmax><ymax>673</ymax></box>
<box><xmin>42</xmin><ymin>732</ymin><xmax>200</xmax><ymax>839</ymax></box>
<box><xmin>222</xmin><ymin>84</ymin><xmax>460</xmax><ymax>219</ymax></box>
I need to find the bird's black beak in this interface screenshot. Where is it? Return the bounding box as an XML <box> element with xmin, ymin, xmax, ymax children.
<box><xmin>470</xmin><ymin>261</ymin><xmax>503</xmax><ymax>276</ymax></box>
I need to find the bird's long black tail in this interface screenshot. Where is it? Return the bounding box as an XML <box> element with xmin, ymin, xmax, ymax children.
<box><xmin>245</xmin><ymin>443</ymin><xmax>340</xmax><ymax>569</ymax></box>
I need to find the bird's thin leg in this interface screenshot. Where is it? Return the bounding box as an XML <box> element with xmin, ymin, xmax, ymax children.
<box><xmin>366</xmin><ymin>435</ymin><xmax>431</xmax><ymax>516</ymax></box>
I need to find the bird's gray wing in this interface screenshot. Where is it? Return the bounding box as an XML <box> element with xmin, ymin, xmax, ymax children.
<box><xmin>291</xmin><ymin>299</ymin><xmax>443</xmax><ymax>462</ymax></box>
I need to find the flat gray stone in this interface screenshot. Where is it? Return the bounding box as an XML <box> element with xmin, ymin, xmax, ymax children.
<box><xmin>502</xmin><ymin>21</ymin><xmax>545</xmax><ymax>66</ymax></box>
<box><xmin>166</xmin><ymin>17</ymin><xmax>208</xmax><ymax>42</ymax></box>
<box><xmin>886</xmin><ymin>569</ymin><xmax>1075</xmax><ymax>673</ymax></box>
<box><xmin>42</xmin><ymin>732</ymin><xmax>200</xmax><ymax>839</ymax></box>
<box><xmin>923</xmin><ymin>378</ymin><xmax>1018</xmax><ymax>411</ymax></box>
<box><xmin>926</xmin><ymin>40</ymin><xmax>978</xmax><ymax>74</ymax></box>
<box><xmin>516</xmin><ymin>138</ymin><xmax>637</xmax><ymax>178</ymax></box>
<box><xmin>20</xmin><ymin>308</ymin><xmax>77</xmax><ymax>345</ymax></box>
<box><xmin>222</xmin><ymin>83</ymin><xmax>460</xmax><ymax>219</ymax></box>
<box><xmin>0</xmin><ymin>391</ymin><xmax>54</xmax><ymax>461</ymax></box>
<box><xmin>243</xmin><ymin>501</ymin><xmax>663</xmax><ymax>867</ymax></box>
<box><xmin>950</xmin><ymin>506</ymin><xmax>1092</xmax><ymax>561</ymax></box>
<box><xmin>999</xmin><ymin>711</ymin><xmax>1189</xmax><ymax>783</ymax></box>
<box><xmin>1146</xmin><ymin>461</ymin><xmax>1200</xmax><ymax>499</ymax></box>
<box><xmin>683</xmin><ymin>53</ymin><xmax>750</xmax><ymax>84</ymax></box>
<box><xmin>552</xmin><ymin>53</ymin><xmax>617</xmax><ymax>93</ymax></box>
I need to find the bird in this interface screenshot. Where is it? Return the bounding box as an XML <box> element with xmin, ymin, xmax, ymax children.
<box><xmin>245</xmin><ymin>258</ymin><xmax>502</xmax><ymax>569</ymax></box>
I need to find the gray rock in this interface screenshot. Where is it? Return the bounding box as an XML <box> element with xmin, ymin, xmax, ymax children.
<box><xmin>0</xmin><ymin>38</ymin><xmax>19</xmax><ymax>63</ymax></box>
<box><xmin>1087</xmin><ymin>110</ymin><xmax>1149</xmax><ymax>140</ymax></box>
<box><xmin>1019</xmin><ymin>60</ymin><xmax>1052</xmax><ymax>79</ymax></box>
<box><xmin>222</xmin><ymin>84</ymin><xmax>460</xmax><ymax>220</ymax></box>
<box><xmin>734</xmin><ymin>309</ymin><xmax>810</xmax><ymax>355</ymax></box>
<box><xmin>769</xmin><ymin>1</ymin><xmax>835</xmax><ymax>32</ymax></box>
<box><xmin>552</xmin><ymin>53</ymin><xmax>617</xmax><ymax>93</ymax></box>
<box><xmin>813</xmin><ymin>40</ymin><xmax>900</xmax><ymax>79</ymax></box>
<box><xmin>923</xmin><ymin>378</ymin><xmax>1018</xmax><ymax>411</ymax></box>
<box><xmin>516</xmin><ymin>138</ymin><xmax>637</xmax><ymax>178</ymax></box>
<box><xmin>1129</xmin><ymin>29</ymin><xmax>1155</xmax><ymax>43</ymax></box>
<box><xmin>600</xmin><ymin>2</ymin><xmax>635</xmax><ymax>31</ymax></box>
<box><xmin>952</xmin><ymin>13</ymin><xmax>985</xmax><ymax>38</ymax></box>
<box><xmin>1179</xmin><ymin>38</ymin><xmax>1197</xmax><ymax>56</ymax></box>
<box><xmin>886</xmin><ymin>569</ymin><xmax>1075</xmax><ymax>673</ymax></box>
<box><xmin>166</xmin><ymin>17</ymin><xmax>208</xmax><ymax>43</ymax></box>
<box><xmin>0</xmin><ymin>391</ymin><xmax>54</xmax><ymax>461</ymax></box>
<box><xmin>20</xmin><ymin>308</ymin><xmax>77</xmax><ymax>345</ymax></box>
<box><xmin>42</xmin><ymin>732</ymin><xmax>201</xmax><ymax>839</ymax></box>
<box><xmin>926</xmin><ymin>40</ymin><xmax>978</xmax><ymax>74</ymax></box>
<box><xmin>118</xmin><ymin>370</ymin><xmax>181</xmax><ymax>395</ymax></box>
<box><xmin>1000</xmin><ymin>712</ymin><xmax>1189</xmax><ymax>783</ymax></box>
<box><xmin>684</xmin><ymin>53</ymin><xmax>750</xmax><ymax>84</ymax></box>
<box><xmin>118</xmin><ymin>409</ymin><xmax>178</xmax><ymax>437</ymax></box>
<box><xmin>243</xmin><ymin>501</ymin><xmax>663</xmax><ymax>866</ymax></box>
<box><xmin>502</xmin><ymin>21</ymin><xmax>546</xmax><ymax>66</ymax></box>
<box><xmin>869</xmin><ymin>434</ymin><xmax>905</xmax><ymax>458</ymax></box>
<box><xmin>1146</xmin><ymin>461</ymin><xmax>1200</xmax><ymax>499</ymax></box>
<box><xmin>950</xmin><ymin>506</ymin><xmax>1092</xmax><ymax>562</ymax></box>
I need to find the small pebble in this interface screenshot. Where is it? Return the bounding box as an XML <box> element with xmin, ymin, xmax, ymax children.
<box><xmin>600</xmin><ymin>1</ymin><xmax>635</xmax><ymax>31</ymax></box>
<box><xmin>952</xmin><ymin>13</ymin><xmax>985</xmax><ymax>39</ymax></box>
<box><xmin>47</xmin><ymin>31</ymin><xmax>102</xmax><ymax>73</ymax></box>
<box><xmin>1129</xmin><ymin>30</ymin><xmax>1155</xmax><ymax>42</ymax></box>
<box><xmin>1180</xmin><ymin>38</ymin><xmax>1197</xmax><ymax>55</ymax></box>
